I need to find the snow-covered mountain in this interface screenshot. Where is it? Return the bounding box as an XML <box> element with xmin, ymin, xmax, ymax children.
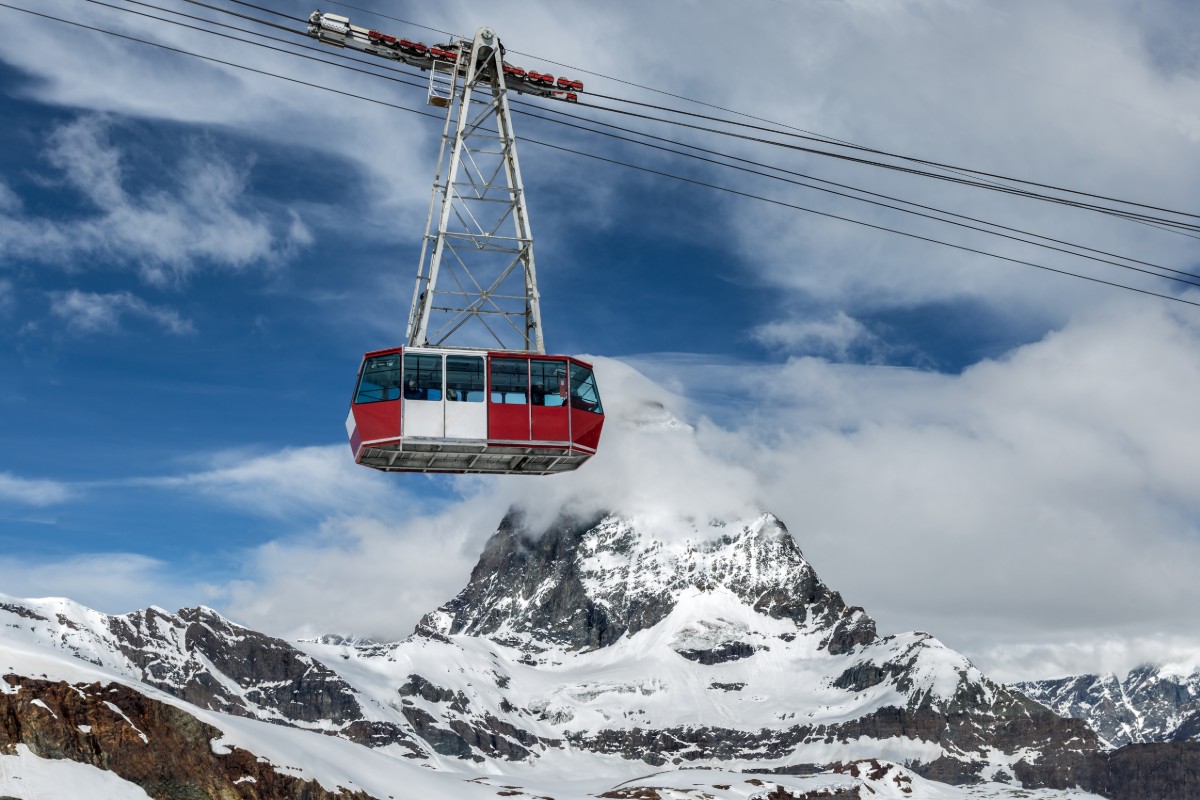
<box><xmin>0</xmin><ymin>508</ymin><xmax>1193</xmax><ymax>799</ymax></box>
<box><xmin>396</xmin><ymin>510</ymin><xmax>1098</xmax><ymax>785</ymax></box>
<box><xmin>1014</xmin><ymin>665</ymin><xmax>1200</xmax><ymax>747</ymax></box>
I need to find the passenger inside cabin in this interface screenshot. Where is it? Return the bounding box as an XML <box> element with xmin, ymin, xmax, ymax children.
<box><xmin>404</xmin><ymin>378</ymin><xmax>426</xmax><ymax>401</ymax></box>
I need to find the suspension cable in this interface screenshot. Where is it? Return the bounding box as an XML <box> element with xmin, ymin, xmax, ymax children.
<box><xmin>5</xmin><ymin>1</ymin><xmax>1200</xmax><ymax>311</ymax></box>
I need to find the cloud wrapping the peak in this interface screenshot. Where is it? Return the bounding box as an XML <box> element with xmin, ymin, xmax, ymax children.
<box><xmin>686</xmin><ymin>302</ymin><xmax>1200</xmax><ymax>664</ymax></box>
<box><xmin>479</xmin><ymin>356</ymin><xmax>767</xmax><ymax>534</ymax></box>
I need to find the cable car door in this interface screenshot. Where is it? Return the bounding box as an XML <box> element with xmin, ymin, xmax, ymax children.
<box><xmin>530</xmin><ymin>358</ymin><xmax>570</xmax><ymax>443</ymax></box>
<box><xmin>444</xmin><ymin>354</ymin><xmax>487</xmax><ymax>439</ymax></box>
<box><xmin>402</xmin><ymin>351</ymin><xmax>444</xmax><ymax>438</ymax></box>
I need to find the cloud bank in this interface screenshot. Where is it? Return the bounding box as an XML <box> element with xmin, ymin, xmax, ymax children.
<box><xmin>202</xmin><ymin>301</ymin><xmax>1200</xmax><ymax>682</ymax></box>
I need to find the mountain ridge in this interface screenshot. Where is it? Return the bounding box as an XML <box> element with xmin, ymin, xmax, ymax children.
<box><xmin>1014</xmin><ymin>664</ymin><xmax>1200</xmax><ymax>748</ymax></box>
<box><xmin>0</xmin><ymin>507</ymin><xmax>1196</xmax><ymax>798</ymax></box>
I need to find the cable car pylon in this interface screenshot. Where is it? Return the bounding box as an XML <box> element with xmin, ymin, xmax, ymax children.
<box><xmin>308</xmin><ymin>13</ymin><xmax>605</xmax><ymax>475</ymax></box>
<box><xmin>408</xmin><ymin>25</ymin><xmax>543</xmax><ymax>354</ymax></box>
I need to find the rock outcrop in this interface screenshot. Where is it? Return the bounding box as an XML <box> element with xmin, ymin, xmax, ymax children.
<box><xmin>0</xmin><ymin>674</ymin><xmax>373</xmax><ymax>800</ymax></box>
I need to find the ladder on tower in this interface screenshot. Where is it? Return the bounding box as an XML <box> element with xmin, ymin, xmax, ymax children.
<box><xmin>427</xmin><ymin>56</ymin><xmax>457</xmax><ymax>108</ymax></box>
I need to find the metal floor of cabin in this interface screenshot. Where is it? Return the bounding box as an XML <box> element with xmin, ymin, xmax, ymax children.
<box><xmin>357</xmin><ymin>441</ymin><xmax>593</xmax><ymax>475</ymax></box>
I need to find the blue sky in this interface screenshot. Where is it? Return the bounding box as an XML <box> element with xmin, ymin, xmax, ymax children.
<box><xmin>3</xmin><ymin>0</ymin><xmax>1200</xmax><ymax>681</ymax></box>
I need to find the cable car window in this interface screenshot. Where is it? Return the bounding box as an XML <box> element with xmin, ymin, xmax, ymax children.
<box><xmin>491</xmin><ymin>358</ymin><xmax>528</xmax><ymax>404</ymax></box>
<box><xmin>569</xmin><ymin>364</ymin><xmax>603</xmax><ymax>414</ymax></box>
<box><xmin>355</xmin><ymin>355</ymin><xmax>401</xmax><ymax>404</ymax></box>
<box><xmin>403</xmin><ymin>353</ymin><xmax>443</xmax><ymax>401</ymax></box>
<box><xmin>530</xmin><ymin>359</ymin><xmax>567</xmax><ymax>407</ymax></box>
<box><xmin>446</xmin><ymin>355</ymin><xmax>485</xmax><ymax>402</ymax></box>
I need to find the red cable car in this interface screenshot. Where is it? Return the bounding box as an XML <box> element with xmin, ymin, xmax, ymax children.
<box><xmin>323</xmin><ymin>23</ymin><xmax>605</xmax><ymax>475</ymax></box>
<box><xmin>347</xmin><ymin>347</ymin><xmax>603</xmax><ymax>474</ymax></box>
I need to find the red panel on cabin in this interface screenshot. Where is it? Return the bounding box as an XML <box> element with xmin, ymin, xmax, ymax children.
<box><xmin>353</xmin><ymin>400</ymin><xmax>401</xmax><ymax>445</ymax></box>
<box><xmin>488</xmin><ymin>401</ymin><xmax>530</xmax><ymax>441</ymax></box>
<box><xmin>532</xmin><ymin>405</ymin><xmax>569</xmax><ymax>443</ymax></box>
<box><xmin>570</xmin><ymin>408</ymin><xmax>604</xmax><ymax>451</ymax></box>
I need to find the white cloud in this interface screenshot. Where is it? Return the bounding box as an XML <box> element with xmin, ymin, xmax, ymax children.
<box><xmin>148</xmin><ymin>444</ymin><xmax>416</xmax><ymax>519</ymax></box>
<box><xmin>712</xmin><ymin>1</ymin><xmax>1200</xmax><ymax>317</ymax></box>
<box><xmin>49</xmin><ymin>289</ymin><xmax>194</xmax><ymax>335</ymax></box>
<box><xmin>44</xmin><ymin>114</ymin><xmax>125</xmax><ymax>209</ymax></box>
<box><xmin>0</xmin><ymin>553</ymin><xmax>204</xmax><ymax>615</ymax></box>
<box><xmin>464</xmin><ymin>356</ymin><xmax>766</xmax><ymax>534</ymax></box>
<box><xmin>0</xmin><ymin>180</ymin><xmax>21</xmax><ymax>214</ymax></box>
<box><xmin>0</xmin><ymin>473</ymin><xmax>74</xmax><ymax>506</ymax></box>
<box><xmin>0</xmin><ymin>279</ymin><xmax>13</xmax><ymax>317</ymax></box>
<box><xmin>752</xmin><ymin>311</ymin><xmax>873</xmax><ymax>359</ymax></box>
<box><xmin>627</xmin><ymin>300</ymin><xmax>1200</xmax><ymax>679</ymax></box>
<box><xmin>0</xmin><ymin>115</ymin><xmax>308</xmax><ymax>285</ymax></box>
<box><xmin>1</xmin><ymin>2</ymin><xmax>434</xmax><ymax>241</ymax></box>
<box><xmin>974</xmin><ymin>635</ymin><xmax>1200</xmax><ymax>684</ymax></box>
<box><xmin>226</xmin><ymin>509</ymin><xmax>498</xmax><ymax>641</ymax></box>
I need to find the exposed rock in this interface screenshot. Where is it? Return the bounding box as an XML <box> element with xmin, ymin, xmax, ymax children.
<box><xmin>1015</xmin><ymin>665</ymin><xmax>1200</xmax><ymax>747</ymax></box>
<box><xmin>709</xmin><ymin>682</ymin><xmax>746</xmax><ymax>692</ymax></box>
<box><xmin>113</xmin><ymin>606</ymin><xmax>365</xmax><ymax>727</ymax></box>
<box><xmin>400</xmin><ymin>705</ymin><xmax>477</xmax><ymax>760</ymax></box>
<box><xmin>1093</xmin><ymin>741</ymin><xmax>1200</xmax><ymax>800</ymax></box>
<box><xmin>0</xmin><ymin>674</ymin><xmax>375</xmax><ymax>800</ymax></box>
<box><xmin>676</xmin><ymin>641</ymin><xmax>761</xmax><ymax>664</ymax></box>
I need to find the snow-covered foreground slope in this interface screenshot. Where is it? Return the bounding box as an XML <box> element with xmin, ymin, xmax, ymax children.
<box><xmin>0</xmin><ymin>745</ymin><xmax>153</xmax><ymax>800</ymax></box>
<box><xmin>0</xmin><ymin>509</ymin><xmax>1184</xmax><ymax>798</ymax></box>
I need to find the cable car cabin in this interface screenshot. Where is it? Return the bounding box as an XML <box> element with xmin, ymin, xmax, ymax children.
<box><xmin>346</xmin><ymin>346</ymin><xmax>604</xmax><ymax>475</ymax></box>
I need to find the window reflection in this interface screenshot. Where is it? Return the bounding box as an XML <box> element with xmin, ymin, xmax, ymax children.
<box><xmin>403</xmin><ymin>353</ymin><xmax>443</xmax><ymax>401</ymax></box>
<box><xmin>446</xmin><ymin>355</ymin><xmax>485</xmax><ymax>402</ymax></box>
<box><xmin>490</xmin><ymin>358</ymin><xmax>528</xmax><ymax>404</ymax></box>
<box><xmin>530</xmin><ymin>360</ymin><xmax>568</xmax><ymax>407</ymax></box>
<box><xmin>569</xmin><ymin>364</ymin><xmax>603</xmax><ymax>414</ymax></box>
<box><xmin>355</xmin><ymin>355</ymin><xmax>400</xmax><ymax>403</ymax></box>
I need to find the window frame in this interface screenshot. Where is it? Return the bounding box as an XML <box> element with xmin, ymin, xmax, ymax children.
<box><xmin>354</xmin><ymin>353</ymin><xmax>402</xmax><ymax>404</ymax></box>
<box><xmin>568</xmin><ymin>363</ymin><xmax>603</xmax><ymax>414</ymax></box>
<box><xmin>445</xmin><ymin>354</ymin><xmax>486</xmax><ymax>402</ymax></box>
<box><xmin>403</xmin><ymin>353</ymin><xmax>444</xmax><ymax>401</ymax></box>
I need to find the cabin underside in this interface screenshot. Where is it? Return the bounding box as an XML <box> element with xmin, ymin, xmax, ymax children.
<box><xmin>355</xmin><ymin>439</ymin><xmax>593</xmax><ymax>475</ymax></box>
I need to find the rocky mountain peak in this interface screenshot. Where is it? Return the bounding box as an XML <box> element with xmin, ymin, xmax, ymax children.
<box><xmin>419</xmin><ymin>509</ymin><xmax>876</xmax><ymax>654</ymax></box>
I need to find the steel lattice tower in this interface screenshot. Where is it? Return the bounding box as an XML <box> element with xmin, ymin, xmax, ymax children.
<box><xmin>406</xmin><ymin>27</ymin><xmax>545</xmax><ymax>354</ymax></box>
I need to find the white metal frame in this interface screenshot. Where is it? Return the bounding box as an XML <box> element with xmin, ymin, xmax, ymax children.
<box><xmin>406</xmin><ymin>27</ymin><xmax>546</xmax><ymax>354</ymax></box>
